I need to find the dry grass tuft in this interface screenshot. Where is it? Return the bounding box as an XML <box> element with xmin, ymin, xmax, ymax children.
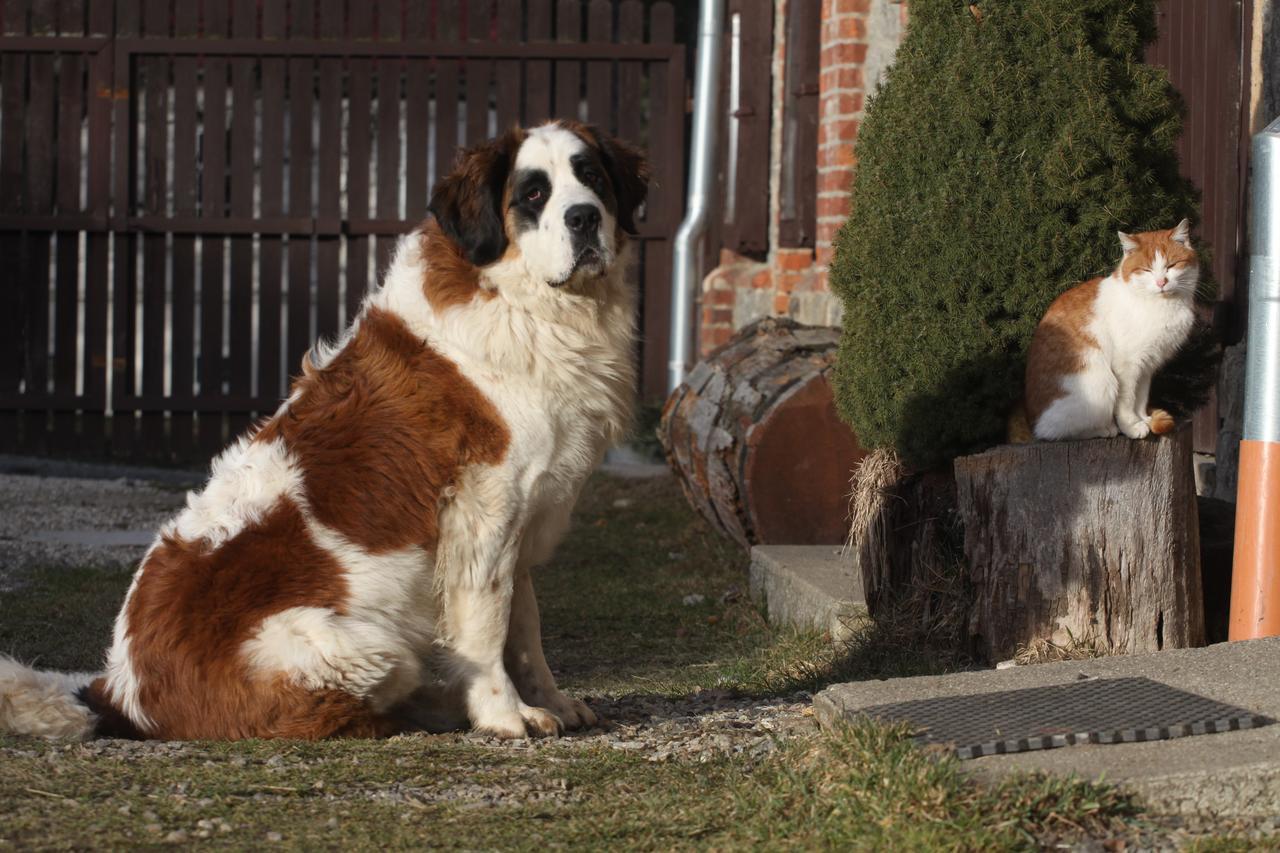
<box><xmin>1013</xmin><ymin>629</ymin><xmax>1106</xmax><ymax>666</ymax></box>
<box><xmin>845</xmin><ymin>447</ymin><xmax>905</xmax><ymax>597</ymax></box>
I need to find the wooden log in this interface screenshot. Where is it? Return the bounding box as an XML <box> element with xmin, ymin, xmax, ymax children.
<box><xmin>659</xmin><ymin>317</ymin><xmax>866</xmax><ymax>548</ymax></box>
<box><xmin>956</xmin><ymin>426</ymin><xmax>1204</xmax><ymax>661</ymax></box>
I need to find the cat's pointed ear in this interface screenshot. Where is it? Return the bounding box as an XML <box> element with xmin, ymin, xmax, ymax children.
<box><xmin>1170</xmin><ymin>218</ymin><xmax>1191</xmax><ymax>246</ymax></box>
<box><xmin>1118</xmin><ymin>231</ymin><xmax>1138</xmax><ymax>254</ymax></box>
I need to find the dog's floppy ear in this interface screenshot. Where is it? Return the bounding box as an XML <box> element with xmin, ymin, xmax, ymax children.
<box><xmin>428</xmin><ymin>129</ymin><xmax>524</xmax><ymax>266</ymax></box>
<box><xmin>580</xmin><ymin>125</ymin><xmax>650</xmax><ymax>235</ymax></box>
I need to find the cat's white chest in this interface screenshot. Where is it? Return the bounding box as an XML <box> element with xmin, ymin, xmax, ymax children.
<box><xmin>1092</xmin><ymin>277</ymin><xmax>1195</xmax><ymax>368</ymax></box>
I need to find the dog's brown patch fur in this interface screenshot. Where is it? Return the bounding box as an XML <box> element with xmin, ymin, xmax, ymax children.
<box><xmin>92</xmin><ymin>307</ymin><xmax>510</xmax><ymax>740</ymax></box>
<box><xmin>257</xmin><ymin>306</ymin><xmax>510</xmax><ymax>554</ymax></box>
<box><xmin>419</xmin><ymin>219</ymin><xmax>498</xmax><ymax>312</ymax></box>
<box><xmin>107</xmin><ymin>499</ymin><xmax>396</xmax><ymax>740</ymax></box>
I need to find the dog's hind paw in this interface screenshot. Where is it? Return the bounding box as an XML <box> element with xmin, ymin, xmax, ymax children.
<box><xmin>549</xmin><ymin>694</ymin><xmax>597</xmax><ymax>730</ymax></box>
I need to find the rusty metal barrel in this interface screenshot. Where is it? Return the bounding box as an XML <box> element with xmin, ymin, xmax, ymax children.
<box><xmin>658</xmin><ymin>317</ymin><xmax>866</xmax><ymax>548</ymax></box>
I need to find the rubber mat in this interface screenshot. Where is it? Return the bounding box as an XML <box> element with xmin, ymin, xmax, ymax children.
<box><xmin>855</xmin><ymin>676</ymin><xmax>1271</xmax><ymax>760</ymax></box>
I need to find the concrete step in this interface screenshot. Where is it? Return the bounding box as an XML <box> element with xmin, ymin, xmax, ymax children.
<box><xmin>748</xmin><ymin>545</ymin><xmax>867</xmax><ymax>642</ymax></box>
<box><xmin>815</xmin><ymin>637</ymin><xmax>1280</xmax><ymax>817</ymax></box>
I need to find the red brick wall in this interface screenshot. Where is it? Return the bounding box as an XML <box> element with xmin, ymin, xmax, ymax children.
<box><xmin>699</xmin><ymin>0</ymin><xmax>908</xmax><ymax>356</ymax></box>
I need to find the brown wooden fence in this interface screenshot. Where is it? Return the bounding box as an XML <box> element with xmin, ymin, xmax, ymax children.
<box><xmin>1147</xmin><ymin>0</ymin><xmax>1252</xmax><ymax>451</ymax></box>
<box><xmin>0</xmin><ymin>0</ymin><xmax>686</xmax><ymax>463</ymax></box>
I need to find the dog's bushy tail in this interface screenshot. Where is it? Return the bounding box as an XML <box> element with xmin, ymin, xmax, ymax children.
<box><xmin>0</xmin><ymin>656</ymin><xmax>99</xmax><ymax>739</ymax></box>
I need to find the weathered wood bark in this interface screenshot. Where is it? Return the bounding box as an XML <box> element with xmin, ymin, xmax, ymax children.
<box><xmin>956</xmin><ymin>426</ymin><xmax>1204</xmax><ymax>661</ymax></box>
<box><xmin>659</xmin><ymin>317</ymin><xmax>866</xmax><ymax>548</ymax></box>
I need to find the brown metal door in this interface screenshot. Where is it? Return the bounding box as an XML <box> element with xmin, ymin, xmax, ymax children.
<box><xmin>1147</xmin><ymin>0</ymin><xmax>1251</xmax><ymax>453</ymax></box>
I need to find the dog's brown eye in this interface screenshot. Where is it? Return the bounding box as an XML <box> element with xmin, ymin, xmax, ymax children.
<box><xmin>526</xmin><ymin>189</ymin><xmax>543</xmax><ymax>204</ymax></box>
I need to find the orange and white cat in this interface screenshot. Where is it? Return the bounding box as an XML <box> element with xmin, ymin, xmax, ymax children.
<box><xmin>1022</xmin><ymin>220</ymin><xmax>1199</xmax><ymax>441</ymax></box>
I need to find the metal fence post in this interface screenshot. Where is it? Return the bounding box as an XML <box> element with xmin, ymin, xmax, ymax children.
<box><xmin>1230</xmin><ymin>115</ymin><xmax>1280</xmax><ymax>641</ymax></box>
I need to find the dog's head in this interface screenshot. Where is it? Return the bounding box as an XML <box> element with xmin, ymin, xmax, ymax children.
<box><xmin>428</xmin><ymin>121</ymin><xmax>649</xmax><ymax>290</ymax></box>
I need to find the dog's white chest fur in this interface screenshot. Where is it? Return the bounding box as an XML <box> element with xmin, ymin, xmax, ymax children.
<box><xmin>373</xmin><ymin>230</ymin><xmax>636</xmax><ymax>577</ymax></box>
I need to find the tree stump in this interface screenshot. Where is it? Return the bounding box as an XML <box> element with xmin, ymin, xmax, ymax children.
<box><xmin>955</xmin><ymin>426</ymin><xmax>1204</xmax><ymax>661</ymax></box>
<box><xmin>659</xmin><ymin>317</ymin><xmax>866</xmax><ymax>548</ymax></box>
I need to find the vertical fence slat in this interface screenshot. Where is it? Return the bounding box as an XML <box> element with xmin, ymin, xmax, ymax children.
<box><xmin>616</xmin><ymin>0</ymin><xmax>643</xmax><ymax>146</ymax></box>
<box><xmin>404</xmin><ymin>1</ymin><xmax>430</xmax><ymax>219</ymax></box>
<box><xmin>435</xmin><ymin>0</ymin><xmax>461</xmax><ymax>185</ymax></box>
<box><xmin>138</xmin><ymin>0</ymin><xmax>170</xmax><ymax>456</ymax></box>
<box><xmin>346</xmin><ymin>0</ymin><xmax>374</xmax><ymax>321</ymax></box>
<box><xmin>0</xmin><ymin>1</ymin><xmax>30</xmax><ymax>451</ymax></box>
<box><xmin>554</xmin><ymin>0</ymin><xmax>581</xmax><ymax>121</ymax></box>
<box><xmin>642</xmin><ymin>1</ymin><xmax>679</xmax><ymax>400</ymax></box>
<box><xmin>24</xmin><ymin>0</ymin><xmax>56</xmax><ymax>452</ymax></box>
<box><xmin>523</xmin><ymin>0</ymin><xmax>551</xmax><ymax>125</ymax></box>
<box><xmin>375</xmin><ymin>0</ymin><xmax>401</xmax><ymax>273</ymax></box>
<box><xmin>224</xmin><ymin>0</ymin><xmax>256</xmax><ymax>443</ymax></box>
<box><xmin>109</xmin><ymin>0</ymin><xmax>140</xmax><ymax>455</ymax></box>
<box><xmin>57</xmin><ymin>0</ymin><xmax>84</xmax><ymax>34</ymax></box>
<box><xmin>50</xmin><ymin>1</ymin><xmax>85</xmax><ymax>452</ymax></box>
<box><xmin>288</xmin><ymin>0</ymin><xmax>317</xmax><ymax>371</ymax></box>
<box><xmin>167</xmin><ymin>0</ymin><xmax>198</xmax><ymax>459</ymax></box>
<box><xmin>197</xmin><ymin>0</ymin><xmax>229</xmax><ymax>455</ymax></box>
<box><xmin>79</xmin><ymin>0</ymin><xmax>112</xmax><ymax>455</ymax></box>
<box><xmin>256</xmin><ymin>0</ymin><xmax>285</xmax><ymax>406</ymax></box>
<box><xmin>585</xmin><ymin>0</ymin><xmax>611</xmax><ymax>128</ymax></box>
<box><xmin>494</xmin><ymin>0</ymin><xmax>520</xmax><ymax>132</ymax></box>
<box><xmin>316</xmin><ymin>0</ymin><xmax>343</xmax><ymax>336</ymax></box>
<box><xmin>464</xmin><ymin>0</ymin><xmax>492</xmax><ymax>144</ymax></box>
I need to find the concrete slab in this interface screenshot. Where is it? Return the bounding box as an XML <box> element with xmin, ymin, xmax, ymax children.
<box><xmin>749</xmin><ymin>545</ymin><xmax>866</xmax><ymax>642</ymax></box>
<box><xmin>815</xmin><ymin>638</ymin><xmax>1280</xmax><ymax>817</ymax></box>
<box><xmin>26</xmin><ymin>529</ymin><xmax>157</xmax><ymax>547</ymax></box>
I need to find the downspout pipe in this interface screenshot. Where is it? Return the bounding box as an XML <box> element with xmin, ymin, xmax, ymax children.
<box><xmin>1230</xmin><ymin>114</ymin><xmax>1280</xmax><ymax>640</ymax></box>
<box><xmin>668</xmin><ymin>0</ymin><xmax>725</xmax><ymax>394</ymax></box>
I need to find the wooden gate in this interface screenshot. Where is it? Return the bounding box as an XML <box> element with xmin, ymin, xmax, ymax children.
<box><xmin>0</xmin><ymin>0</ymin><xmax>686</xmax><ymax>464</ymax></box>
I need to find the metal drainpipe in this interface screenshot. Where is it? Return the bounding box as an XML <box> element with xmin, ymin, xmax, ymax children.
<box><xmin>1230</xmin><ymin>115</ymin><xmax>1280</xmax><ymax>641</ymax></box>
<box><xmin>667</xmin><ymin>0</ymin><xmax>726</xmax><ymax>395</ymax></box>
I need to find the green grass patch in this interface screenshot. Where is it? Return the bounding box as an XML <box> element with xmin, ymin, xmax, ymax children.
<box><xmin>0</xmin><ymin>472</ymin><xmax>1152</xmax><ymax>849</ymax></box>
<box><xmin>0</xmin><ymin>563</ymin><xmax>131</xmax><ymax>672</ymax></box>
<box><xmin>0</xmin><ymin>721</ymin><xmax>1140</xmax><ymax>850</ymax></box>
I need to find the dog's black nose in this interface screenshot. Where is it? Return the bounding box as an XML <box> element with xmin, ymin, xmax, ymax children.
<box><xmin>565</xmin><ymin>204</ymin><xmax>601</xmax><ymax>235</ymax></box>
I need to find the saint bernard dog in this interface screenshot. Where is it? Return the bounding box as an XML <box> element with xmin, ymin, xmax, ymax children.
<box><xmin>0</xmin><ymin>120</ymin><xmax>649</xmax><ymax>741</ymax></box>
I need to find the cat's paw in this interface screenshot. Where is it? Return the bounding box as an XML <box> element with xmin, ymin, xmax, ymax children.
<box><xmin>1120</xmin><ymin>419</ymin><xmax>1151</xmax><ymax>440</ymax></box>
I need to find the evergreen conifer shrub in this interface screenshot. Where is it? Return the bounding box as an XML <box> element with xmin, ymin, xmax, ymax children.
<box><xmin>829</xmin><ymin>0</ymin><xmax>1205</xmax><ymax>470</ymax></box>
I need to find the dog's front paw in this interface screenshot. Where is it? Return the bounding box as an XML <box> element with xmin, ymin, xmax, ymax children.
<box><xmin>547</xmin><ymin>693</ymin><xmax>598</xmax><ymax>730</ymax></box>
<box><xmin>473</xmin><ymin>705</ymin><xmax>563</xmax><ymax>739</ymax></box>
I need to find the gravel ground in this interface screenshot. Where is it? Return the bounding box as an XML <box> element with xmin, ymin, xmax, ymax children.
<box><xmin>0</xmin><ymin>472</ymin><xmax>187</xmax><ymax>586</ymax></box>
<box><xmin>6</xmin><ymin>690</ymin><xmax>817</xmax><ymax>770</ymax></box>
<box><xmin>469</xmin><ymin>690</ymin><xmax>818</xmax><ymax>765</ymax></box>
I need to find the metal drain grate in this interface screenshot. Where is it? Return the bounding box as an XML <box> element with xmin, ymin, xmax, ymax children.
<box><xmin>856</xmin><ymin>676</ymin><xmax>1271</xmax><ymax>760</ymax></box>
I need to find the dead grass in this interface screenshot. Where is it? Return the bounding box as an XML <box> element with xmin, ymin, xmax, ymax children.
<box><xmin>1014</xmin><ymin>630</ymin><xmax>1107</xmax><ymax>667</ymax></box>
<box><xmin>844</xmin><ymin>446</ymin><xmax>904</xmax><ymax>592</ymax></box>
